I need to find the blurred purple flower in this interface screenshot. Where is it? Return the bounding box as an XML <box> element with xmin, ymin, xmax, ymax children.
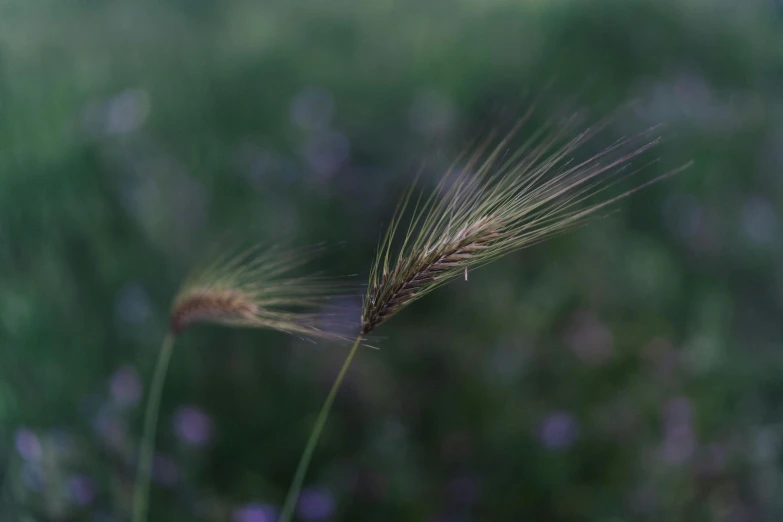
<box><xmin>565</xmin><ymin>311</ymin><xmax>613</xmax><ymax>365</ymax></box>
<box><xmin>538</xmin><ymin>411</ymin><xmax>579</xmax><ymax>450</ymax></box>
<box><xmin>15</xmin><ymin>429</ymin><xmax>42</xmax><ymax>461</ymax></box>
<box><xmin>68</xmin><ymin>475</ymin><xmax>97</xmax><ymax>506</ymax></box>
<box><xmin>698</xmin><ymin>442</ymin><xmax>729</xmax><ymax>477</ymax></box>
<box><xmin>110</xmin><ymin>365</ymin><xmax>142</xmax><ymax>407</ymax></box>
<box><xmin>290</xmin><ymin>87</ymin><xmax>335</xmax><ymax>131</ymax></box>
<box><xmin>663</xmin><ymin>396</ymin><xmax>693</xmax><ymax>428</ymax></box>
<box><xmin>303</xmin><ymin>131</ymin><xmax>350</xmax><ymax>178</ymax></box>
<box><xmin>660</xmin><ymin>424</ymin><xmax>695</xmax><ymax>465</ymax></box>
<box><xmin>152</xmin><ymin>454</ymin><xmax>180</xmax><ymax>487</ymax></box>
<box><xmin>659</xmin><ymin>396</ymin><xmax>696</xmax><ymax>465</ymax></box>
<box><xmin>297</xmin><ymin>487</ymin><xmax>336</xmax><ymax>521</ymax></box>
<box><xmin>232</xmin><ymin>503</ymin><xmax>278</xmax><ymax>522</ymax></box>
<box><xmin>447</xmin><ymin>475</ymin><xmax>481</xmax><ymax>506</ymax></box>
<box><xmin>172</xmin><ymin>405</ymin><xmax>214</xmax><ymax>447</ymax></box>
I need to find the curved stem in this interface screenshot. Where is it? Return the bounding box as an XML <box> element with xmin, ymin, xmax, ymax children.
<box><xmin>278</xmin><ymin>335</ymin><xmax>363</xmax><ymax>522</ymax></box>
<box><xmin>132</xmin><ymin>332</ymin><xmax>176</xmax><ymax>522</ymax></box>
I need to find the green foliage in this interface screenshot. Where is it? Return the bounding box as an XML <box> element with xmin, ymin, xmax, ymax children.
<box><xmin>1</xmin><ymin>0</ymin><xmax>783</xmax><ymax>520</ymax></box>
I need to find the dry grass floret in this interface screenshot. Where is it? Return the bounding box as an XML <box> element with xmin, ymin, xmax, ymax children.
<box><xmin>169</xmin><ymin>244</ymin><xmax>345</xmax><ymax>337</ymax></box>
<box><xmin>362</xmin><ymin>110</ymin><xmax>688</xmax><ymax>335</ymax></box>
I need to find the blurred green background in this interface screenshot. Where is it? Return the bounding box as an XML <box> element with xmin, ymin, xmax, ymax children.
<box><xmin>2</xmin><ymin>0</ymin><xmax>783</xmax><ymax>520</ymax></box>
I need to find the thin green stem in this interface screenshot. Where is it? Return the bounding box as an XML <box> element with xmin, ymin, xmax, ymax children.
<box><xmin>278</xmin><ymin>335</ymin><xmax>363</xmax><ymax>522</ymax></box>
<box><xmin>132</xmin><ymin>332</ymin><xmax>176</xmax><ymax>522</ymax></box>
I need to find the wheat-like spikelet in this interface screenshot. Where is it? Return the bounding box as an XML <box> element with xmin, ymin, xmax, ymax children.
<box><xmin>134</xmin><ymin>244</ymin><xmax>348</xmax><ymax>522</ymax></box>
<box><xmin>362</xmin><ymin>215</ymin><xmax>502</xmax><ymax>334</ymax></box>
<box><xmin>361</xmin><ymin>109</ymin><xmax>690</xmax><ymax>334</ymax></box>
<box><xmin>170</xmin><ymin>289</ymin><xmax>258</xmax><ymax>333</ymax></box>
<box><xmin>169</xmin><ymin>244</ymin><xmax>349</xmax><ymax>339</ymax></box>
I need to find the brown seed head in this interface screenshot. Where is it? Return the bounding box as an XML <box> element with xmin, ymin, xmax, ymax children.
<box><xmin>361</xmin><ymin>215</ymin><xmax>502</xmax><ymax>334</ymax></box>
<box><xmin>168</xmin><ymin>244</ymin><xmax>353</xmax><ymax>339</ymax></box>
<box><xmin>360</xmin><ymin>104</ymin><xmax>689</xmax><ymax>336</ymax></box>
<box><xmin>170</xmin><ymin>289</ymin><xmax>259</xmax><ymax>334</ymax></box>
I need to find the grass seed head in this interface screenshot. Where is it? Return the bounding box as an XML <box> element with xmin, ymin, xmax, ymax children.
<box><xmin>361</xmin><ymin>107</ymin><xmax>689</xmax><ymax>334</ymax></box>
<box><xmin>170</xmin><ymin>244</ymin><xmax>349</xmax><ymax>339</ymax></box>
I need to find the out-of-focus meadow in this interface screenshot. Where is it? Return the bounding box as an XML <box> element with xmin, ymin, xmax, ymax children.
<box><xmin>2</xmin><ymin>0</ymin><xmax>783</xmax><ymax>520</ymax></box>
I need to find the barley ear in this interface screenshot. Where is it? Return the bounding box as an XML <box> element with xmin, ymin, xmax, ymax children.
<box><xmin>132</xmin><ymin>244</ymin><xmax>348</xmax><ymax>522</ymax></box>
<box><xmin>360</xmin><ymin>110</ymin><xmax>688</xmax><ymax>335</ymax></box>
